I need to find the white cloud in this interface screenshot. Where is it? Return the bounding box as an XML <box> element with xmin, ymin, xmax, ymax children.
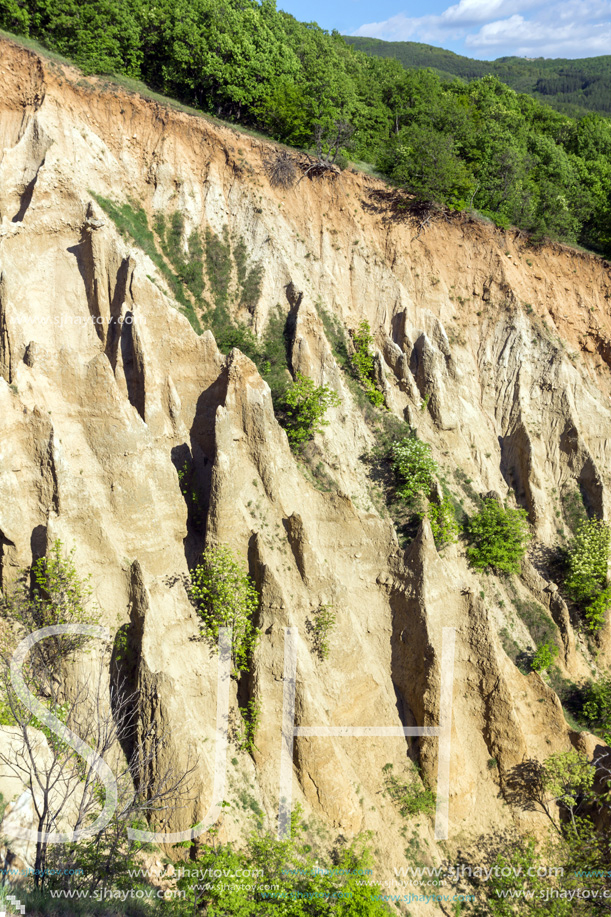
<box><xmin>466</xmin><ymin>16</ymin><xmax>611</xmax><ymax>55</ymax></box>
<box><xmin>352</xmin><ymin>0</ymin><xmax>611</xmax><ymax>58</ymax></box>
<box><xmin>440</xmin><ymin>0</ymin><xmax>544</xmax><ymax>27</ymax></box>
<box><xmin>352</xmin><ymin>12</ymin><xmax>422</xmax><ymax>39</ymax></box>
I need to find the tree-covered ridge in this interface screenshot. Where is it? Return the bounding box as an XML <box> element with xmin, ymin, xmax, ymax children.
<box><xmin>1</xmin><ymin>0</ymin><xmax>611</xmax><ymax>255</ymax></box>
<box><xmin>345</xmin><ymin>37</ymin><xmax>611</xmax><ymax>118</ymax></box>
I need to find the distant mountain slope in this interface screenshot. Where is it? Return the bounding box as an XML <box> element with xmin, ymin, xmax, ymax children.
<box><xmin>344</xmin><ymin>36</ymin><xmax>611</xmax><ymax>117</ymax></box>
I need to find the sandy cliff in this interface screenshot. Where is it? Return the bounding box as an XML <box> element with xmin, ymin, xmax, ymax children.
<box><xmin>1</xmin><ymin>35</ymin><xmax>611</xmax><ymax>910</ymax></box>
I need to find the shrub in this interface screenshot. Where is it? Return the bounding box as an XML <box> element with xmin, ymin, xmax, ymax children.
<box><xmin>581</xmin><ymin>674</ymin><xmax>611</xmax><ymax>743</ymax></box>
<box><xmin>565</xmin><ymin>518</ymin><xmax>611</xmax><ymax>632</ymax></box>
<box><xmin>466</xmin><ymin>498</ymin><xmax>531</xmax><ymax>573</ymax></box>
<box><xmin>565</xmin><ymin>518</ymin><xmax>610</xmax><ymax>601</ymax></box>
<box><xmin>584</xmin><ymin>585</ymin><xmax>611</xmax><ymax>633</ymax></box>
<box><xmin>279</xmin><ymin>372</ymin><xmax>341</xmax><ymax>449</ymax></box>
<box><xmin>189</xmin><ymin>545</ymin><xmax>259</xmax><ymax>675</ymax></box>
<box><xmin>428</xmin><ymin>495</ymin><xmax>460</xmax><ymax>546</ymax></box>
<box><xmin>351</xmin><ymin>320</ymin><xmax>385</xmax><ymax>407</ymax></box>
<box><xmin>381</xmin><ymin>762</ymin><xmax>436</xmax><ymax>818</ymax></box>
<box><xmin>175</xmin><ymin>827</ymin><xmax>390</xmax><ymax>916</ymax></box>
<box><xmin>237</xmin><ymin>698</ymin><xmax>261</xmax><ymax>754</ymax></box>
<box><xmin>532</xmin><ymin>642</ymin><xmax>559</xmax><ymax>673</ymax></box>
<box><xmin>391</xmin><ymin>434</ymin><xmax>438</xmax><ymax>503</ymax></box>
<box><xmin>310</xmin><ymin>604</ymin><xmax>336</xmax><ymax>660</ymax></box>
<box><xmin>1</xmin><ymin>539</ymin><xmax>100</xmax><ymax>678</ymax></box>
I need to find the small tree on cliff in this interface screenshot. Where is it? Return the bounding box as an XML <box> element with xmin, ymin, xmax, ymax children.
<box><xmin>189</xmin><ymin>544</ymin><xmax>260</xmax><ymax>675</ymax></box>
<box><xmin>466</xmin><ymin>498</ymin><xmax>531</xmax><ymax>574</ymax></box>
<box><xmin>0</xmin><ymin>542</ymin><xmax>195</xmax><ymax>891</ymax></box>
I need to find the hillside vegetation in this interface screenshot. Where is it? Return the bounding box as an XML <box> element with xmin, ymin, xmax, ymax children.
<box><xmin>1</xmin><ymin>0</ymin><xmax>611</xmax><ymax>255</ymax></box>
<box><xmin>345</xmin><ymin>37</ymin><xmax>611</xmax><ymax>118</ymax></box>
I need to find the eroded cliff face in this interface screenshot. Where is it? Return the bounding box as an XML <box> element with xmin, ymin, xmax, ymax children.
<box><xmin>1</xmin><ymin>36</ymin><xmax>611</xmax><ymax>907</ymax></box>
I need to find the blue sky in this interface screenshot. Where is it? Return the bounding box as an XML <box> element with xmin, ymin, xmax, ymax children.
<box><xmin>277</xmin><ymin>0</ymin><xmax>611</xmax><ymax>59</ymax></box>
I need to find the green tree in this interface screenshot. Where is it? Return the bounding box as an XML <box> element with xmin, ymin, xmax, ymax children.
<box><xmin>20</xmin><ymin>0</ymin><xmax>142</xmax><ymax>75</ymax></box>
<box><xmin>531</xmin><ymin>642</ymin><xmax>558</xmax><ymax>673</ymax></box>
<box><xmin>1</xmin><ymin>539</ymin><xmax>100</xmax><ymax>680</ymax></box>
<box><xmin>189</xmin><ymin>544</ymin><xmax>259</xmax><ymax>674</ymax></box>
<box><xmin>175</xmin><ymin>821</ymin><xmax>392</xmax><ymax>916</ymax></box>
<box><xmin>391</xmin><ymin>434</ymin><xmax>437</xmax><ymax>503</ymax></box>
<box><xmin>582</xmin><ymin>673</ymin><xmax>611</xmax><ymax>744</ymax></box>
<box><xmin>565</xmin><ymin>518</ymin><xmax>611</xmax><ymax>632</ymax></box>
<box><xmin>0</xmin><ymin>0</ymin><xmax>30</xmax><ymax>33</ymax></box>
<box><xmin>351</xmin><ymin>321</ymin><xmax>385</xmax><ymax>407</ymax></box>
<box><xmin>428</xmin><ymin>496</ymin><xmax>460</xmax><ymax>546</ymax></box>
<box><xmin>380</xmin><ymin>122</ymin><xmax>476</xmax><ymax>206</ymax></box>
<box><xmin>279</xmin><ymin>372</ymin><xmax>341</xmax><ymax>450</ymax></box>
<box><xmin>466</xmin><ymin>499</ymin><xmax>531</xmax><ymax>574</ymax></box>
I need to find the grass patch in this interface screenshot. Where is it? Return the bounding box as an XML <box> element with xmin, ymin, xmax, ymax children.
<box><xmin>561</xmin><ymin>485</ymin><xmax>588</xmax><ymax>533</ymax></box>
<box><xmin>93</xmin><ymin>194</ymin><xmax>201</xmax><ymax>331</ymax></box>
<box><xmin>453</xmin><ymin>467</ymin><xmax>483</xmax><ymax>507</ymax></box>
<box><xmin>509</xmin><ymin>588</ymin><xmax>560</xmax><ymax>649</ymax></box>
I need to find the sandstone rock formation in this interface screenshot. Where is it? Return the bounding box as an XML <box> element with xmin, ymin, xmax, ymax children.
<box><xmin>1</xmin><ymin>35</ymin><xmax>611</xmax><ymax>911</ymax></box>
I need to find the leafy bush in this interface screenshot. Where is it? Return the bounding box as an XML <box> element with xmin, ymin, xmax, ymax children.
<box><xmin>531</xmin><ymin>642</ymin><xmax>559</xmax><ymax>673</ymax></box>
<box><xmin>237</xmin><ymin>698</ymin><xmax>261</xmax><ymax>754</ymax></box>
<box><xmin>565</xmin><ymin>518</ymin><xmax>610</xmax><ymax>601</ymax></box>
<box><xmin>1</xmin><ymin>539</ymin><xmax>100</xmax><ymax>678</ymax></box>
<box><xmin>381</xmin><ymin>762</ymin><xmax>436</xmax><ymax>818</ymax></box>
<box><xmin>391</xmin><ymin>434</ymin><xmax>438</xmax><ymax>503</ymax></box>
<box><xmin>175</xmin><ymin>823</ymin><xmax>391</xmax><ymax>916</ymax></box>
<box><xmin>279</xmin><ymin>372</ymin><xmax>341</xmax><ymax>450</ymax></box>
<box><xmin>189</xmin><ymin>545</ymin><xmax>259</xmax><ymax>675</ymax></box>
<box><xmin>565</xmin><ymin>518</ymin><xmax>611</xmax><ymax>632</ymax></box>
<box><xmin>466</xmin><ymin>498</ymin><xmax>531</xmax><ymax>574</ymax></box>
<box><xmin>428</xmin><ymin>495</ymin><xmax>460</xmax><ymax>546</ymax></box>
<box><xmin>351</xmin><ymin>321</ymin><xmax>385</xmax><ymax>407</ymax></box>
<box><xmin>310</xmin><ymin>604</ymin><xmax>336</xmax><ymax>661</ymax></box>
<box><xmin>581</xmin><ymin>674</ymin><xmax>611</xmax><ymax>743</ymax></box>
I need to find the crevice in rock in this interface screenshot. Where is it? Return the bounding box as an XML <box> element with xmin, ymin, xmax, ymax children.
<box><xmin>179</xmin><ymin>366</ymin><xmax>231</xmax><ymax>567</ymax></box>
<box><xmin>11</xmin><ymin>162</ymin><xmax>43</xmax><ymax>223</ymax></box>
<box><xmin>30</xmin><ymin>524</ymin><xmax>48</xmax><ymax>564</ymax></box>
<box><xmin>282</xmin><ymin>513</ymin><xmax>315</xmax><ymax>585</ymax></box>
<box><xmin>105</xmin><ymin>257</ymin><xmax>132</xmax><ymax>371</ymax></box>
<box><xmin>42</xmin><ymin>430</ymin><xmax>60</xmax><ymax>515</ymax></box>
<box><xmin>578</xmin><ymin>454</ymin><xmax>604</xmax><ymax>519</ymax></box>
<box><xmin>67</xmin><ymin>229</ymin><xmax>104</xmax><ymax>342</ymax></box>
<box><xmin>559</xmin><ymin>420</ymin><xmax>604</xmax><ymax>519</ymax></box>
<box><xmin>110</xmin><ymin>561</ymin><xmax>146</xmax><ymax>769</ymax></box>
<box><xmin>120</xmin><ymin>313</ymin><xmax>146</xmax><ymax>421</ymax></box>
<box><xmin>0</xmin><ymin>273</ymin><xmax>12</xmax><ymax>383</ymax></box>
<box><xmin>498</xmin><ymin>422</ymin><xmax>535</xmax><ymax>518</ymax></box>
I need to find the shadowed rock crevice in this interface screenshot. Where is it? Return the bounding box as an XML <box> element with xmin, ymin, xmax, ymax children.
<box><xmin>11</xmin><ymin>169</ymin><xmax>40</xmax><ymax>223</ymax></box>
<box><xmin>111</xmin><ymin>561</ymin><xmax>148</xmax><ymax>769</ymax></box>
<box><xmin>68</xmin><ymin>229</ymin><xmax>103</xmax><ymax>341</ymax></box>
<box><xmin>0</xmin><ymin>273</ymin><xmax>12</xmax><ymax>383</ymax></box>
<box><xmin>120</xmin><ymin>313</ymin><xmax>146</xmax><ymax>421</ymax></box>
<box><xmin>104</xmin><ymin>257</ymin><xmax>132</xmax><ymax>371</ymax></box>
<box><xmin>498</xmin><ymin>422</ymin><xmax>535</xmax><ymax>517</ymax></box>
<box><xmin>176</xmin><ymin>366</ymin><xmax>231</xmax><ymax>566</ymax></box>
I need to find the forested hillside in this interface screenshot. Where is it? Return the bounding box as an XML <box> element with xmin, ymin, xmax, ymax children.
<box><xmin>1</xmin><ymin>0</ymin><xmax>611</xmax><ymax>256</ymax></box>
<box><xmin>345</xmin><ymin>37</ymin><xmax>611</xmax><ymax>118</ymax></box>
